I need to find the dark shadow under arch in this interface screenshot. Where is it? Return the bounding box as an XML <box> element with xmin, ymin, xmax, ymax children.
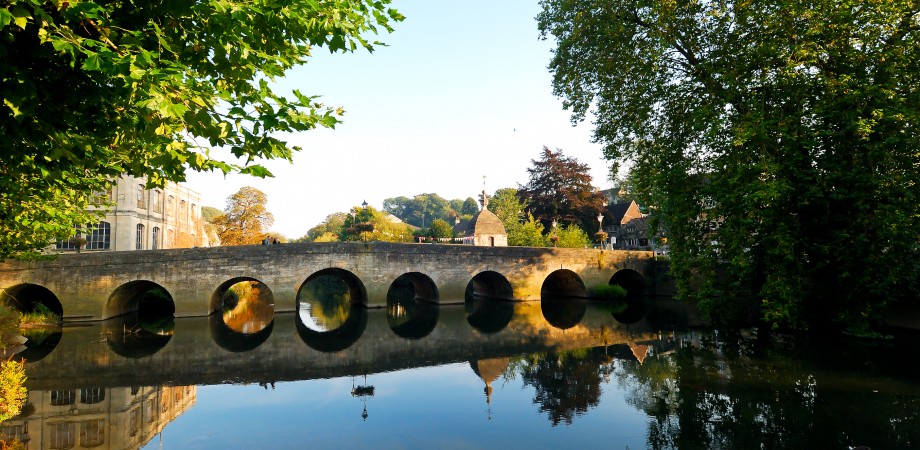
<box><xmin>465</xmin><ymin>271</ymin><xmax>514</xmax><ymax>301</ymax></box>
<box><xmin>13</xmin><ymin>329</ymin><xmax>62</xmax><ymax>362</ymax></box>
<box><xmin>1</xmin><ymin>283</ymin><xmax>63</xmax><ymax>317</ymax></box>
<box><xmin>609</xmin><ymin>269</ymin><xmax>647</xmax><ymax>296</ymax></box>
<box><xmin>541</xmin><ymin>269</ymin><xmax>587</xmax><ymax>298</ymax></box>
<box><xmin>298</xmin><ymin>268</ymin><xmax>368</xmax><ymax>307</ymax></box>
<box><xmin>105</xmin><ymin>280</ymin><xmax>175</xmax><ymax>320</ymax></box>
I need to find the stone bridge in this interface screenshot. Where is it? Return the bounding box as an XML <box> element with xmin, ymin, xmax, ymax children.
<box><xmin>0</xmin><ymin>242</ymin><xmax>670</xmax><ymax>321</ymax></box>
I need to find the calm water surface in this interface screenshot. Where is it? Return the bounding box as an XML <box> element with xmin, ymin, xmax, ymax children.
<box><xmin>5</xmin><ymin>296</ymin><xmax>920</xmax><ymax>450</ymax></box>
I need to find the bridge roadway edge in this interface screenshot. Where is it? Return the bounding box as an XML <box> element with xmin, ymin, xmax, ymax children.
<box><xmin>0</xmin><ymin>242</ymin><xmax>669</xmax><ymax>321</ymax></box>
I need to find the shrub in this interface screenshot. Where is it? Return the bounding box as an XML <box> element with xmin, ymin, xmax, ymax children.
<box><xmin>589</xmin><ymin>284</ymin><xmax>627</xmax><ymax>301</ymax></box>
<box><xmin>0</xmin><ymin>358</ymin><xmax>27</xmax><ymax>421</ymax></box>
<box><xmin>18</xmin><ymin>303</ymin><xmax>61</xmax><ymax>327</ymax></box>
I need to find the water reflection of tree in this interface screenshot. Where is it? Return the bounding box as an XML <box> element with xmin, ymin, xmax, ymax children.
<box><xmin>222</xmin><ymin>282</ymin><xmax>274</xmax><ymax>334</ymax></box>
<box><xmin>518</xmin><ymin>348</ymin><xmax>609</xmax><ymax>426</ymax></box>
<box><xmin>298</xmin><ymin>276</ymin><xmax>352</xmax><ymax>331</ymax></box>
<box><xmin>615</xmin><ymin>332</ymin><xmax>920</xmax><ymax>449</ymax></box>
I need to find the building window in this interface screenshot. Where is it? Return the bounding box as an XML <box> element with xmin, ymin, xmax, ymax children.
<box><xmin>79</xmin><ymin>419</ymin><xmax>105</xmax><ymax>448</ymax></box>
<box><xmin>80</xmin><ymin>388</ymin><xmax>105</xmax><ymax>404</ymax></box>
<box><xmin>153</xmin><ymin>190</ymin><xmax>163</xmax><ymax>213</ymax></box>
<box><xmin>55</xmin><ymin>228</ymin><xmax>82</xmax><ymax>250</ymax></box>
<box><xmin>51</xmin><ymin>389</ymin><xmax>76</xmax><ymax>406</ymax></box>
<box><xmin>167</xmin><ymin>229</ymin><xmax>175</xmax><ymax>248</ymax></box>
<box><xmin>50</xmin><ymin>422</ymin><xmax>76</xmax><ymax>450</ymax></box>
<box><xmin>180</xmin><ymin>200</ymin><xmax>187</xmax><ymax>222</ymax></box>
<box><xmin>191</xmin><ymin>203</ymin><xmax>197</xmax><ymax>218</ymax></box>
<box><xmin>136</xmin><ymin>184</ymin><xmax>145</xmax><ymax>208</ymax></box>
<box><xmin>152</xmin><ymin>227</ymin><xmax>160</xmax><ymax>250</ymax></box>
<box><xmin>85</xmin><ymin>221</ymin><xmax>110</xmax><ymax>250</ymax></box>
<box><xmin>136</xmin><ymin>224</ymin><xmax>145</xmax><ymax>250</ymax></box>
<box><xmin>0</xmin><ymin>424</ymin><xmax>27</xmax><ymax>447</ymax></box>
<box><xmin>167</xmin><ymin>195</ymin><xmax>174</xmax><ymax>216</ymax></box>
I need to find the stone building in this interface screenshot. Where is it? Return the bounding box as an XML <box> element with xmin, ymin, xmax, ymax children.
<box><xmin>461</xmin><ymin>190</ymin><xmax>507</xmax><ymax>246</ymax></box>
<box><xmin>53</xmin><ymin>175</ymin><xmax>208</xmax><ymax>252</ymax></box>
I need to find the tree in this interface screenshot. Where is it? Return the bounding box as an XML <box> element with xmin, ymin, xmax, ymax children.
<box><xmin>383</xmin><ymin>193</ymin><xmax>453</xmax><ymax>228</ymax></box>
<box><xmin>427</xmin><ymin>219</ymin><xmax>454</xmax><ymax>240</ymax></box>
<box><xmin>518</xmin><ymin>147</ymin><xmax>607</xmax><ymax>234</ymax></box>
<box><xmin>213</xmin><ymin>187</ymin><xmax>273</xmax><ymax>245</ymax></box>
<box><xmin>340</xmin><ymin>205</ymin><xmax>413</xmax><ymax>243</ymax></box>
<box><xmin>489</xmin><ymin>188</ymin><xmax>547</xmax><ymax>247</ymax></box>
<box><xmin>304</xmin><ymin>212</ymin><xmax>348</xmax><ymax>241</ymax></box>
<box><xmin>0</xmin><ymin>0</ymin><xmax>403</xmax><ymax>259</ymax></box>
<box><xmin>538</xmin><ymin>0</ymin><xmax>920</xmax><ymax>331</ymax></box>
<box><xmin>555</xmin><ymin>224</ymin><xmax>591</xmax><ymax>249</ymax></box>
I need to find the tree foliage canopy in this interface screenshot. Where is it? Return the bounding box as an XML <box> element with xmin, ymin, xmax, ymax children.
<box><xmin>489</xmin><ymin>188</ymin><xmax>547</xmax><ymax>247</ymax></box>
<box><xmin>0</xmin><ymin>0</ymin><xmax>402</xmax><ymax>258</ymax></box>
<box><xmin>539</xmin><ymin>0</ymin><xmax>920</xmax><ymax>330</ymax></box>
<box><xmin>518</xmin><ymin>147</ymin><xmax>607</xmax><ymax>234</ymax></box>
<box><xmin>213</xmin><ymin>186</ymin><xmax>273</xmax><ymax>245</ymax></box>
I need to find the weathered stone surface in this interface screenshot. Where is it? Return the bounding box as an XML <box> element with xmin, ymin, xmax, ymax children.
<box><xmin>0</xmin><ymin>242</ymin><xmax>670</xmax><ymax>321</ymax></box>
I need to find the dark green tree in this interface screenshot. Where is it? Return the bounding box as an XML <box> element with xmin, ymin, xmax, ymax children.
<box><xmin>382</xmin><ymin>193</ymin><xmax>453</xmax><ymax>228</ymax></box>
<box><xmin>538</xmin><ymin>0</ymin><xmax>920</xmax><ymax>331</ymax></box>
<box><xmin>489</xmin><ymin>188</ymin><xmax>547</xmax><ymax>247</ymax></box>
<box><xmin>427</xmin><ymin>219</ymin><xmax>454</xmax><ymax>240</ymax></box>
<box><xmin>0</xmin><ymin>0</ymin><xmax>402</xmax><ymax>258</ymax></box>
<box><xmin>518</xmin><ymin>147</ymin><xmax>607</xmax><ymax>234</ymax></box>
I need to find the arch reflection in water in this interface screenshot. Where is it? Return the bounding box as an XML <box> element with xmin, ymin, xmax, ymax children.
<box><xmin>541</xmin><ymin>296</ymin><xmax>588</xmax><ymax>330</ymax></box>
<box><xmin>210</xmin><ymin>314</ymin><xmax>274</xmax><ymax>353</ymax></box>
<box><xmin>0</xmin><ymin>282</ymin><xmax>64</xmax><ymax>317</ymax></box>
<box><xmin>103</xmin><ymin>314</ymin><xmax>173</xmax><ymax>358</ymax></box>
<box><xmin>13</xmin><ymin>328</ymin><xmax>62</xmax><ymax>362</ymax></box>
<box><xmin>387</xmin><ymin>274</ymin><xmax>439</xmax><ymax>339</ymax></box>
<box><xmin>296</xmin><ymin>305</ymin><xmax>367</xmax><ymax>353</ymax></box>
<box><xmin>212</xmin><ymin>279</ymin><xmax>275</xmax><ymax>334</ymax></box>
<box><xmin>465</xmin><ymin>298</ymin><xmax>514</xmax><ymax>334</ymax></box>
<box><xmin>297</xmin><ymin>269</ymin><xmax>367</xmax><ymax>332</ymax></box>
<box><xmin>612</xmin><ymin>295</ymin><xmax>649</xmax><ymax>324</ymax></box>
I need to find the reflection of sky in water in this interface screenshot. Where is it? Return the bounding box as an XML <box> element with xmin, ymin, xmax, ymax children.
<box><xmin>142</xmin><ymin>363</ymin><xmax>648</xmax><ymax>449</ymax></box>
<box><xmin>297</xmin><ymin>302</ymin><xmax>345</xmax><ymax>332</ymax></box>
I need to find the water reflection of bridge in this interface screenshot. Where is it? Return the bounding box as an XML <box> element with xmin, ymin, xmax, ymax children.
<box><xmin>21</xmin><ymin>300</ymin><xmax>694</xmax><ymax>389</ymax></box>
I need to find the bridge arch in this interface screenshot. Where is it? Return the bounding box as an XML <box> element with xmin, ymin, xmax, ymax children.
<box><xmin>387</xmin><ymin>273</ymin><xmax>440</xmax><ymax>339</ymax></box>
<box><xmin>465</xmin><ymin>271</ymin><xmax>514</xmax><ymax>301</ymax></box>
<box><xmin>0</xmin><ymin>283</ymin><xmax>63</xmax><ymax>317</ymax></box>
<box><xmin>609</xmin><ymin>269</ymin><xmax>646</xmax><ymax>296</ymax></box>
<box><xmin>298</xmin><ymin>268</ymin><xmax>368</xmax><ymax>308</ymax></box>
<box><xmin>540</xmin><ymin>269</ymin><xmax>587</xmax><ymax>298</ymax></box>
<box><xmin>104</xmin><ymin>280</ymin><xmax>175</xmax><ymax>320</ymax></box>
<box><xmin>210</xmin><ymin>277</ymin><xmax>275</xmax><ymax>335</ymax></box>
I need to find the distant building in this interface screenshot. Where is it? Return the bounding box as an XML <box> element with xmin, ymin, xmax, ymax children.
<box><xmin>461</xmin><ymin>190</ymin><xmax>507</xmax><ymax>246</ymax></box>
<box><xmin>53</xmin><ymin>175</ymin><xmax>208</xmax><ymax>252</ymax></box>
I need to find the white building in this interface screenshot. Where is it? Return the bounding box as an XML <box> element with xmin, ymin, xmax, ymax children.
<box><xmin>54</xmin><ymin>175</ymin><xmax>208</xmax><ymax>252</ymax></box>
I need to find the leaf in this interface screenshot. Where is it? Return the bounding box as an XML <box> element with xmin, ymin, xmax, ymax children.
<box><xmin>11</xmin><ymin>6</ymin><xmax>30</xmax><ymax>29</ymax></box>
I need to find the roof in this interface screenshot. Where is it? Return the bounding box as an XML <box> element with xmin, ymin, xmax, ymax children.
<box><xmin>605</xmin><ymin>201</ymin><xmax>642</xmax><ymax>225</ymax></box>
<box><xmin>465</xmin><ymin>209</ymin><xmax>506</xmax><ymax>236</ymax></box>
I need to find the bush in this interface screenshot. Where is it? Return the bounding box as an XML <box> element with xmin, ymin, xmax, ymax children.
<box><xmin>18</xmin><ymin>303</ymin><xmax>61</xmax><ymax>327</ymax></box>
<box><xmin>589</xmin><ymin>284</ymin><xmax>628</xmax><ymax>301</ymax></box>
<box><xmin>0</xmin><ymin>358</ymin><xmax>27</xmax><ymax>421</ymax></box>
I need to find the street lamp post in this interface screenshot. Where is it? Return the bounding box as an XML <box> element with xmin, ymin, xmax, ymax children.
<box><xmin>597</xmin><ymin>212</ymin><xmax>605</xmax><ymax>249</ymax></box>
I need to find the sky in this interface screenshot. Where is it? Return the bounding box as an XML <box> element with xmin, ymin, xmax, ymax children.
<box><xmin>185</xmin><ymin>1</ymin><xmax>612</xmax><ymax>238</ymax></box>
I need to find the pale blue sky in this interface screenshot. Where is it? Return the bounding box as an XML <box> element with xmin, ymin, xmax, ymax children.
<box><xmin>186</xmin><ymin>1</ymin><xmax>611</xmax><ymax>238</ymax></box>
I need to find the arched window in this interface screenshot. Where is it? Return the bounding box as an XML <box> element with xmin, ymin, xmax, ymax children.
<box><xmin>152</xmin><ymin>227</ymin><xmax>160</xmax><ymax>250</ymax></box>
<box><xmin>136</xmin><ymin>224</ymin><xmax>145</xmax><ymax>250</ymax></box>
<box><xmin>86</xmin><ymin>221</ymin><xmax>110</xmax><ymax>250</ymax></box>
<box><xmin>167</xmin><ymin>229</ymin><xmax>175</xmax><ymax>247</ymax></box>
<box><xmin>167</xmin><ymin>195</ymin><xmax>175</xmax><ymax>216</ymax></box>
